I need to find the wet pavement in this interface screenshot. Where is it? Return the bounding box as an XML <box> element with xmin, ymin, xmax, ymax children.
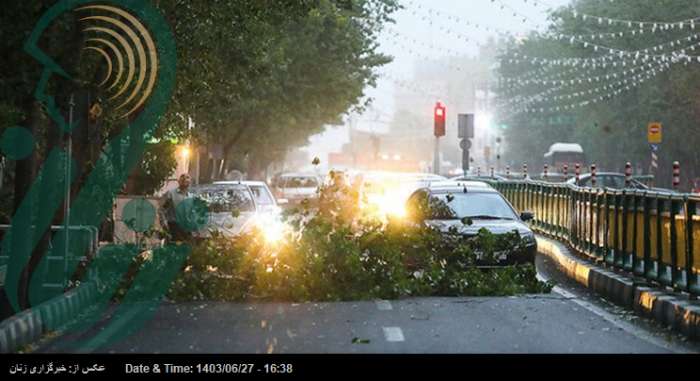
<box><xmin>37</xmin><ymin>254</ymin><xmax>700</xmax><ymax>354</ymax></box>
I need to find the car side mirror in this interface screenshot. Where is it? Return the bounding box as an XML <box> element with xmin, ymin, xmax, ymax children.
<box><xmin>520</xmin><ymin>211</ymin><xmax>534</xmax><ymax>222</ymax></box>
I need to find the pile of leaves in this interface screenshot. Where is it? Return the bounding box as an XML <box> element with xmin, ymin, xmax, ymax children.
<box><xmin>167</xmin><ymin>174</ymin><xmax>552</xmax><ymax>302</ymax></box>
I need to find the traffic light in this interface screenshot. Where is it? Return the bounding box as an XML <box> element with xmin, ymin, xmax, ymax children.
<box><xmin>434</xmin><ymin>102</ymin><xmax>446</xmax><ymax>137</ymax></box>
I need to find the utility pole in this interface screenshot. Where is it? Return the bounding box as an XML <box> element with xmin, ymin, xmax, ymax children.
<box><xmin>63</xmin><ymin>93</ymin><xmax>74</xmax><ymax>285</ymax></box>
<box><xmin>458</xmin><ymin>113</ymin><xmax>474</xmax><ymax>177</ymax></box>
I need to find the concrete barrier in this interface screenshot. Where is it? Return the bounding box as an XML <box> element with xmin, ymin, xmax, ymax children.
<box><xmin>537</xmin><ymin>235</ymin><xmax>700</xmax><ymax>341</ymax></box>
<box><xmin>0</xmin><ymin>280</ymin><xmax>100</xmax><ymax>353</ymax></box>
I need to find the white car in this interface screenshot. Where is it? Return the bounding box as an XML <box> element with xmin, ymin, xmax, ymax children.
<box><xmin>272</xmin><ymin>173</ymin><xmax>321</xmax><ymax>205</ymax></box>
<box><xmin>214</xmin><ymin>180</ymin><xmax>281</xmax><ymax>214</ymax></box>
<box><xmin>190</xmin><ymin>183</ymin><xmax>284</xmax><ymax>241</ymax></box>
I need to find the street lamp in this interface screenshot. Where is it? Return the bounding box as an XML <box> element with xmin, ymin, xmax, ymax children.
<box><xmin>179</xmin><ymin>145</ymin><xmax>191</xmax><ymax>160</ymax></box>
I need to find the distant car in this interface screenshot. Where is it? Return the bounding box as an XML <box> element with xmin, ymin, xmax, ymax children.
<box><xmin>535</xmin><ymin>172</ymin><xmax>569</xmax><ymax>183</ymax></box>
<box><xmin>404</xmin><ymin>181</ymin><xmax>537</xmax><ymax>266</ymax></box>
<box><xmin>450</xmin><ymin>174</ymin><xmax>507</xmax><ymax>182</ymax></box>
<box><xmin>565</xmin><ymin>172</ymin><xmax>676</xmax><ymax>192</ymax></box>
<box><xmin>355</xmin><ymin>172</ymin><xmax>447</xmax><ymax>217</ymax></box>
<box><xmin>272</xmin><ymin>173</ymin><xmax>321</xmax><ymax>205</ymax></box>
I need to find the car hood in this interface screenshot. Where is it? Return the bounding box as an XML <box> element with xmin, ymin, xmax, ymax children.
<box><xmin>425</xmin><ymin>218</ymin><xmax>532</xmax><ymax>236</ymax></box>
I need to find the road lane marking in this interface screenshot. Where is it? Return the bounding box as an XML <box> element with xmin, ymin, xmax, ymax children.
<box><xmin>538</xmin><ymin>268</ymin><xmax>690</xmax><ymax>353</ymax></box>
<box><xmin>382</xmin><ymin>327</ymin><xmax>404</xmax><ymax>342</ymax></box>
<box><xmin>375</xmin><ymin>300</ymin><xmax>393</xmax><ymax>311</ymax></box>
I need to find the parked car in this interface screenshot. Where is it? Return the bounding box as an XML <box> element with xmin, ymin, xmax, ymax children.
<box><xmin>272</xmin><ymin>173</ymin><xmax>321</xmax><ymax>205</ymax></box>
<box><xmin>190</xmin><ymin>183</ymin><xmax>284</xmax><ymax>241</ymax></box>
<box><xmin>566</xmin><ymin>172</ymin><xmax>675</xmax><ymax>192</ymax></box>
<box><xmin>190</xmin><ymin>183</ymin><xmax>257</xmax><ymax>238</ymax></box>
<box><xmin>567</xmin><ymin>172</ymin><xmax>646</xmax><ymax>189</ymax></box>
<box><xmin>450</xmin><ymin>174</ymin><xmax>507</xmax><ymax>182</ymax></box>
<box><xmin>404</xmin><ymin>181</ymin><xmax>537</xmax><ymax>266</ymax></box>
<box><xmin>214</xmin><ymin>180</ymin><xmax>281</xmax><ymax>213</ymax></box>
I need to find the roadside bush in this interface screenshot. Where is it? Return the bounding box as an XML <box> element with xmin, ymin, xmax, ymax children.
<box><xmin>167</xmin><ymin>173</ymin><xmax>552</xmax><ymax>302</ymax></box>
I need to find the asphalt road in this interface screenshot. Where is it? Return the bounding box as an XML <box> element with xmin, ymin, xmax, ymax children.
<box><xmin>37</xmin><ymin>254</ymin><xmax>699</xmax><ymax>354</ymax></box>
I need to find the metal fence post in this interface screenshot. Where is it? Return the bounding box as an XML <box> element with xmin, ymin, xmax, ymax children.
<box><xmin>643</xmin><ymin>194</ymin><xmax>652</xmax><ymax>278</ymax></box>
<box><xmin>686</xmin><ymin>198</ymin><xmax>698</xmax><ymax>296</ymax></box>
<box><xmin>669</xmin><ymin>196</ymin><xmax>680</xmax><ymax>289</ymax></box>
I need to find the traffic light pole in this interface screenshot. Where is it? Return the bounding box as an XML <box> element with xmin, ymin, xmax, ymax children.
<box><xmin>433</xmin><ymin>136</ymin><xmax>440</xmax><ymax>175</ymax></box>
<box><xmin>433</xmin><ymin>101</ymin><xmax>446</xmax><ymax>175</ymax></box>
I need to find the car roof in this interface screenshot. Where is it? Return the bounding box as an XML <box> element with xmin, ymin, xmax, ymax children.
<box><xmin>424</xmin><ymin>180</ymin><xmax>496</xmax><ymax>193</ymax></box>
<box><xmin>191</xmin><ymin>183</ymin><xmax>250</xmax><ymax>193</ymax></box>
<box><xmin>576</xmin><ymin>172</ymin><xmax>625</xmax><ymax>177</ymax></box>
<box><xmin>278</xmin><ymin>173</ymin><xmax>318</xmax><ymax>178</ymax></box>
<box><xmin>214</xmin><ymin>180</ymin><xmax>268</xmax><ymax>187</ymax></box>
<box><xmin>451</xmin><ymin>175</ymin><xmax>505</xmax><ymax>180</ymax></box>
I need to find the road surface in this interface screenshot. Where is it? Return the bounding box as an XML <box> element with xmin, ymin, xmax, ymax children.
<box><xmin>37</xmin><ymin>254</ymin><xmax>699</xmax><ymax>353</ymax></box>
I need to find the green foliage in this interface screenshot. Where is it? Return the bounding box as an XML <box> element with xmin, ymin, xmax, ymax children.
<box><xmin>157</xmin><ymin>0</ymin><xmax>400</xmax><ymax>177</ymax></box>
<box><xmin>0</xmin><ymin>0</ymin><xmax>399</xmax><ymax>217</ymax></box>
<box><xmin>497</xmin><ymin>0</ymin><xmax>700</xmax><ymax>187</ymax></box>
<box><xmin>128</xmin><ymin>142</ymin><xmax>177</xmax><ymax>196</ymax></box>
<box><xmin>168</xmin><ymin>175</ymin><xmax>552</xmax><ymax>302</ymax></box>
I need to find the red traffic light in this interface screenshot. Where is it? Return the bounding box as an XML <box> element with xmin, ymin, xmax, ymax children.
<box><xmin>434</xmin><ymin>102</ymin><xmax>446</xmax><ymax>137</ymax></box>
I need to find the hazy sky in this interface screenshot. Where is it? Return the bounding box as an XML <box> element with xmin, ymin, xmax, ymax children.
<box><xmin>304</xmin><ymin>0</ymin><xmax>571</xmax><ymax>165</ymax></box>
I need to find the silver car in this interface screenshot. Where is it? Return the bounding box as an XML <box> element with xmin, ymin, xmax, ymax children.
<box><xmin>190</xmin><ymin>183</ymin><xmax>274</xmax><ymax>239</ymax></box>
<box><xmin>272</xmin><ymin>173</ymin><xmax>321</xmax><ymax>205</ymax></box>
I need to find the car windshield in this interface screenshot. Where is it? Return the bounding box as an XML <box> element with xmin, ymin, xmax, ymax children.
<box><xmin>249</xmin><ymin>185</ymin><xmax>274</xmax><ymax>205</ymax></box>
<box><xmin>282</xmin><ymin>176</ymin><xmax>318</xmax><ymax>188</ymax></box>
<box><xmin>431</xmin><ymin>192</ymin><xmax>518</xmax><ymax>220</ymax></box>
<box><xmin>192</xmin><ymin>185</ymin><xmax>255</xmax><ymax>212</ymax></box>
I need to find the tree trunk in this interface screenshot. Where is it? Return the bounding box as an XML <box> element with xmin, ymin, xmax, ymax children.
<box><xmin>12</xmin><ymin>99</ymin><xmax>43</xmax><ymax>310</ymax></box>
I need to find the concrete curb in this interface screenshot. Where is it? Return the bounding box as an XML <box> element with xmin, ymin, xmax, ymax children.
<box><xmin>0</xmin><ymin>281</ymin><xmax>100</xmax><ymax>353</ymax></box>
<box><xmin>537</xmin><ymin>235</ymin><xmax>700</xmax><ymax>341</ymax></box>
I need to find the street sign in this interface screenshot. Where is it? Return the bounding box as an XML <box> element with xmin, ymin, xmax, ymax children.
<box><xmin>650</xmin><ymin>143</ymin><xmax>659</xmax><ymax>152</ymax></box>
<box><xmin>647</xmin><ymin>122</ymin><xmax>662</xmax><ymax>144</ymax></box>
<box><xmin>459</xmin><ymin>139</ymin><xmax>471</xmax><ymax>150</ymax></box>
<box><xmin>458</xmin><ymin>114</ymin><xmax>474</xmax><ymax>139</ymax></box>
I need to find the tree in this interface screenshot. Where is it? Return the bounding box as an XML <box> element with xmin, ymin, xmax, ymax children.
<box><xmin>0</xmin><ymin>0</ymin><xmax>399</xmax><ymax>312</ymax></box>
<box><xmin>157</xmin><ymin>0</ymin><xmax>399</xmax><ymax>180</ymax></box>
<box><xmin>496</xmin><ymin>0</ymin><xmax>700</xmax><ymax>187</ymax></box>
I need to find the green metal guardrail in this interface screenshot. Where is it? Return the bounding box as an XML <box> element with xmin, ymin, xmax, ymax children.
<box><xmin>492</xmin><ymin>181</ymin><xmax>700</xmax><ymax>297</ymax></box>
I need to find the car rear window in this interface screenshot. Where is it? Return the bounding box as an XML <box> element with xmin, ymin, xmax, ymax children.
<box><xmin>282</xmin><ymin>176</ymin><xmax>318</xmax><ymax>188</ymax></box>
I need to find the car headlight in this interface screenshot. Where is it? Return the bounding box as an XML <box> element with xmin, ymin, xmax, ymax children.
<box><xmin>520</xmin><ymin>231</ymin><xmax>536</xmax><ymax>245</ymax></box>
<box><xmin>254</xmin><ymin>214</ymin><xmax>287</xmax><ymax>245</ymax></box>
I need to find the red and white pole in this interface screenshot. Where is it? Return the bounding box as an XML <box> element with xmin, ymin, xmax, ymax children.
<box><xmin>673</xmin><ymin>161</ymin><xmax>681</xmax><ymax>190</ymax></box>
<box><xmin>490</xmin><ymin>166</ymin><xmax>495</xmax><ymax>178</ymax></box>
<box><xmin>506</xmin><ymin>165</ymin><xmax>511</xmax><ymax>178</ymax></box>
<box><xmin>523</xmin><ymin>163</ymin><xmax>528</xmax><ymax>179</ymax></box>
<box><xmin>624</xmin><ymin>162</ymin><xmax>632</xmax><ymax>187</ymax></box>
<box><xmin>543</xmin><ymin>164</ymin><xmax>549</xmax><ymax>180</ymax></box>
<box><xmin>477</xmin><ymin>166</ymin><xmax>481</xmax><ymax>177</ymax></box>
<box><xmin>575</xmin><ymin>163</ymin><xmax>581</xmax><ymax>184</ymax></box>
<box><xmin>591</xmin><ymin>164</ymin><xmax>597</xmax><ymax>187</ymax></box>
<box><xmin>563</xmin><ymin>164</ymin><xmax>568</xmax><ymax>178</ymax></box>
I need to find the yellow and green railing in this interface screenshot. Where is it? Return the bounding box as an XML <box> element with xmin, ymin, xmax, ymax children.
<box><xmin>492</xmin><ymin>181</ymin><xmax>700</xmax><ymax>296</ymax></box>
